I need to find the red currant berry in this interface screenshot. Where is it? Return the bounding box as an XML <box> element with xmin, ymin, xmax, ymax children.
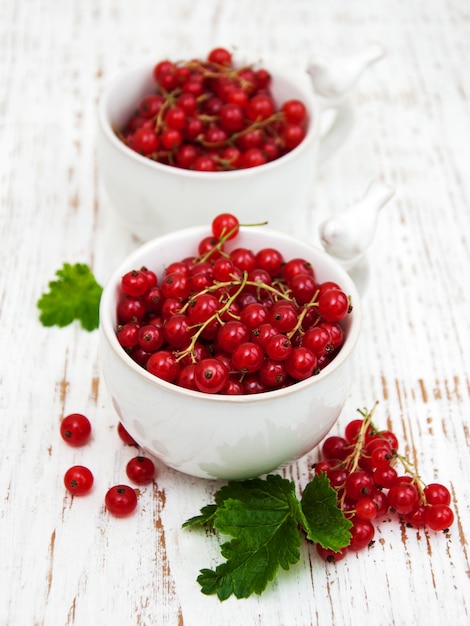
<box><xmin>281</xmin><ymin>99</ymin><xmax>307</xmax><ymax>124</ymax></box>
<box><xmin>302</xmin><ymin>326</ymin><xmax>333</xmax><ymax>357</ymax></box>
<box><xmin>232</xmin><ymin>342</ymin><xmax>264</xmax><ymax>373</ymax></box>
<box><xmin>117</xmin><ymin>422</ymin><xmax>138</xmax><ymax>446</ymax></box>
<box><xmin>105</xmin><ymin>485</ymin><xmax>138</xmax><ymax>517</ymax></box>
<box><xmin>207</xmin><ymin>47</ymin><xmax>232</xmax><ymax>66</ymax></box>
<box><xmin>194</xmin><ymin>358</ymin><xmax>230</xmax><ymax>394</ymax></box>
<box><xmin>373</xmin><ymin>466</ymin><xmax>398</xmax><ymax>489</ymax></box>
<box><xmin>321</xmin><ymin>436</ymin><xmax>350</xmax><ymax>461</ymax></box>
<box><xmin>126</xmin><ymin>456</ymin><xmax>156</xmax><ymax>485</ymax></box>
<box><xmin>286</xmin><ymin>346</ymin><xmax>317</xmax><ymax>381</ymax></box>
<box><xmin>355</xmin><ymin>497</ymin><xmax>378</xmax><ymax>521</ymax></box>
<box><xmin>424</xmin><ymin>504</ymin><xmax>454</xmax><ymax>531</ymax></box>
<box><xmin>348</xmin><ymin>517</ymin><xmax>375</xmax><ymax>551</ymax></box>
<box><xmin>137</xmin><ymin>324</ymin><xmax>165</xmax><ymax>352</ymax></box>
<box><xmin>269</xmin><ymin>300</ymin><xmax>299</xmax><ymax>333</ymax></box>
<box><xmin>116</xmin><ymin>322</ymin><xmax>140</xmax><ymax>348</ymax></box>
<box><xmin>217</xmin><ymin>320</ymin><xmax>250</xmax><ymax>353</ymax></box>
<box><xmin>388</xmin><ymin>482</ymin><xmax>420</xmax><ymax>515</ymax></box>
<box><xmin>345</xmin><ymin>470</ymin><xmax>375</xmax><ymax>501</ymax></box>
<box><xmin>259</xmin><ymin>359</ymin><xmax>287</xmax><ymax>388</ymax></box>
<box><xmin>163</xmin><ymin>314</ymin><xmax>194</xmax><ymax>349</ymax></box>
<box><xmin>316</xmin><ymin>544</ymin><xmax>348</xmax><ymax>563</ymax></box>
<box><xmin>404</xmin><ymin>504</ymin><xmax>427</xmax><ymax>528</ymax></box>
<box><xmin>60</xmin><ymin>413</ymin><xmax>91</xmax><ymax>447</ymax></box>
<box><xmin>423</xmin><ymin>483</ymin><xmax>451</xmax><ymax>506</ymax></box>
<box><xmin>265</xmin><ymin>333</ymin><xmax>293</xmax><ymax>361</ymax></box>
<box><xmin>121</xmin><ymin>269</ymin><xmax>151</xmax><ymax>297</ymax></box>
<box><xmin>318</xmin><ymin>289</ymin><xmax>350</xmax><ymax>322</ymax></box>
<box><xmin>147</xmin><ymin>350</ymin><xmax>180</xmax><ymax>382</ymax></box>
<box><xmin>64</xmin><ymin>465</ymin><xmax>94</xmax><ymax>496</ymax></box>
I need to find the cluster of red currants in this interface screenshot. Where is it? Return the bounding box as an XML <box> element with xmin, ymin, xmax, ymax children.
<box><xmin>115</xmin><ymin>213</ymin><xmax>352</xmax><ymax>395</ymax></box>
<box><xmin>118</xmin><ymin>47</ymin><xmax>308</xmax><ymax>171</ymax></box>
<box><xmin>313</xmin><ymin>404</ymin><xmax>455</xmax><ymax>562</ymax></box>
<box><xmin>60</xmin><ymin>412</ymin><xmax>153</xmax><ymax>517</ymax></box>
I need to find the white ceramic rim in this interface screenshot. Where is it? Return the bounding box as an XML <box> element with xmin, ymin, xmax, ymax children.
<box><xmin>97</xmin><ymin>58</ymin><xmax>321</xmax><ymax>180</ymax></box>
<box><xmin>100</xmin><ymin>225</ymin><xmax>363</xmax><ymax>404</ymax></box>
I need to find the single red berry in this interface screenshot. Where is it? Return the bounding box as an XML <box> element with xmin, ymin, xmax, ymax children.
<box><xmin>316</xmin><ymin>544</ymin><xmax>348</xmax><ymax>563</ymax></box>
<box><xmin>355</xmin><ymin>497</ymin><xmax>378</xmax><ymax>521</ymax></box>
<box><xmin>281</xmin><ymin>99</ymin><xmax>307</xmax><ymax>124</ymax></box>
<box><xmin>348</xmin><ymin>517</ymin><xmax>375</xmax><ymax>551</ymax></box>
<box><xmin>231</xmin><ymin>342</ymin><xmax>264</xmax><ymax>373</ymax></box>
<box><xmin>146</xmin><ymin>350</ymin><xmax>180</xmax><ymax>382</ymax></box>
<box><xmin>126</xmin><ymin>456</ymin><xmax>156</xmax><ymax>485</ymax></box>
<box><xmin>64</xmin><ymin>465</ymin><xmax>94</xmax><ymax>496</ymax></box>
<box><xmin>286</xmin><ymin>346</ymin><xmax>317</xmax><ymax>381</ymax></box>
<box><xmin>259</xmin><ymin>359</ymin><xmax>287</xmax><ymax>388</ymax></box>
<box><xmin>211</xmin><ymin>213</ymin><xmax>240</xmax><ymax>240</ymax></box>
<box><xmin>424</xmin><ymin>504</ymin><xmax>454</xmax><ymax>531</ymax></box>
<box><xmin>207</xmin><ymin>47</ymin><xmax>232</xmax><ymax>66</ymax></box>
<box><xmin>121</xmin><ymin>269</ymin><xmax>151</xmax><ymax>297</ymax></box>
<box><xmin>321</xmin><ymin>436</ymin><xmax>350</xmax><ymax>461</ymax></box>
<box><xmin>60</xmin><ymin>413</ymin><xmax>91</xmax><ymax>447</ymax></box>
<box><xmin>423</xmin><ymin>483</ymin><xmax>451</xmax><ymax>506</ymax></box>
<box><xmin>388</xmin><ymin>482</ymin><xmax>420</xmax><ymax>515</ymax></box>
<box><xmin>194</xmin><ymin>358</ymin><xmax>229</xmax><ymax>394</ymax></box>
<box><xmin>345</xmin><ymin>470</ymin><xmax>376</xmax><ymax>501</ymax></box>
<box><xmin>318</xmin><ymin>289</ymin><xmax>350</xmax><ymax>322</ymax></box>
<box><xmin>105</xmin><ymin>485</ymin><xmax>138</xmax><ymax>517</ymax></box>
<box><xmin>117</xmin><ymin>422</ymin><xmax>138</xmax><ymax>446</ymax></box>
<box><xmin>128</xmin><ymin>127</ymin><xmax>159</xmax><ymax>155</ymax></box>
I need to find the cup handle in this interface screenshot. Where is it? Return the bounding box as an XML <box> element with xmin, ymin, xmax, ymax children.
<box><xmin>308</xmin><ymin>43</ymin><xmax>386</xmax><ymax>164</ymax></box>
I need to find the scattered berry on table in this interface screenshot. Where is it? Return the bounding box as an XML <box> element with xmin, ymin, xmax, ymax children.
<box><xmin>63</xmin><ymin>465</ymin><xmax>94</xmax><ymax>496</ymax></box>
<box><xmin>60</xmin><ymin>413</ymin><xmax>92</xmax><ymax>447</ymax></box>
<box><xmin>105</xmin><ymin>485</ymin><xmax>138</xmax><ymax>517</ymax></box>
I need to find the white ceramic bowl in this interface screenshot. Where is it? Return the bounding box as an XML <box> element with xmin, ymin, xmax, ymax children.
<box><xmin>99</xmin><ymin>225</ymin><xmax>362</xmax><ymax>480</ymax></box>
<box><xmin>97</xmin><ymin>59</ymin><xmax>353</xmax><ymax>241</ymax></box>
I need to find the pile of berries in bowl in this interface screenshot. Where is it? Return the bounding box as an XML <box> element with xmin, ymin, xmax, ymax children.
<box><xmin>97</xmin><ymin>48</ymin><xmax>328</xmax><ymax>239</ymax></box>
<box><xmin>118</xmin><ymin>46</ymin><xmax>308</xmax><ymax>172</ymax></box>
<box><xmin>99</xmin><ymin>214</ymin><xmax>362</xmax><ymax>480</ymax></box>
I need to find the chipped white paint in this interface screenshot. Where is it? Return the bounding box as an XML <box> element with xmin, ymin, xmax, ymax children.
<box><xmin>1</xmin><ymin>1</ymin><xmax>469</xmax><ymax>625</ymax></box>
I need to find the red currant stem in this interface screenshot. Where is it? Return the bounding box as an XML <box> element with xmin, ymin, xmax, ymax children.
<box><xmin>286</xmin><ymin>290</ymin><xmax>320</xmax><ymax>339</ymax></box>
<box><xmin>338</xmin><ymin>403</ymin><xmax>379</xmax><ymax>510</ymax></box>
<box><xmin>195</xmin><ymin>220</ymin><xmax>268</xmax><ymax>264</ymax></box>
<box><xmin>394</xmin><ymin>452</ymin><xmax>427</xmax><ymax>502</ymax></box>
<box><xmin>197</xmin><ymin>112</ymin><xmax>284</xmax><ymax>149</ymax></box>
<box><xmin>176</xmin><ymin>272</ymin><xmax>249</xmax><ymax>363</ymax></box>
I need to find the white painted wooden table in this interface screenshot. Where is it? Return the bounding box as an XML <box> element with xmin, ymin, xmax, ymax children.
<box><xmin>1</xmin><ymin>1</ymin><xmax>469</xmax><ymax>624</ymax></box>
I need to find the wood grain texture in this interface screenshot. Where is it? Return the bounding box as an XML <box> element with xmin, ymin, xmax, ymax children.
<box><xmin>1</xmin><ymin>0</ymin><xmax>469</xmax><ymax>624</ymax></box>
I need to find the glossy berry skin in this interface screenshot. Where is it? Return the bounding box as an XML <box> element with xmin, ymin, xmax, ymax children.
<box><xmin>194</xmin><ymin>358</ymin><xmax>229</xmax><ymax>394</ymax></box>
<box><xmin>423</xmin><ymin>483</ymin><xmax>451</xmax><ymax>505</ymax></box>
<box><xmin>348</xmin><ymin>518</ymin><xmax>375</xmax><ymax>551</ymax></box>
<box><xmin>60</xmin><ymin>413</ymin><xmax>91</xmax><ymax>447</ymax></box>
<box><xmin>126</xmin><ymin>456</ymin><xmax>156</xmax><ymax>485</ymax></box>
<box><xmin>117</xmin><ymin>422</ymin><xmax>138</xmax><ymax>446</ymax></box>
<box><xmin>318</xmin><ymin>289</ymin><xmax>350</xmax><ymax>322</ymax></box>
<box><xmin>388</xmin><ymin>482</ymin><xmax>420</xmax><ymax>515</ymax></box>
<box><xmin>105</xmin><ymin>485</ymin><xmax>138</xmax><ymax>517</ymax></box>
<box><xmin>64</xmin><ymin>465</ymin><xmax>94</xmax><ymax>496</ymax></box>
<box><xmin>424</xmin><ymin>504</ymin><xmax>454</xmax><ymax>531</ymax></box>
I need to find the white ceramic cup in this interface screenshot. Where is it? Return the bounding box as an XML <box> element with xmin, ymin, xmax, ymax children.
<box><xmin>97</xmin><ymin>60</ymin><xmax>355</xmax><ymax>241</ymax></box>
<box><xmin>99</xmin><ymin>224</ymin><xmax>362</xmax><ymax>480</ymax></box>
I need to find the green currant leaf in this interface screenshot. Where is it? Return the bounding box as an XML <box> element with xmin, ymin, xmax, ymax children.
<box><xmin>37</xmin><ymin>263</ymin><xmax>103</xmax><ymax>331</ymax></box>
<box><xmin>182</xmin><ymin>504</ymin><xmax>218</xmax><ymax>528</ymax></box>
<box><xmin>195</xmin><ymin>475</ymin><xmax>303</xmax><ymax>600</ymax></box>
<box><xmin>300</xmin><ymin>472</ymin><xmax>352</xmax><ymax>551</ymax></box>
